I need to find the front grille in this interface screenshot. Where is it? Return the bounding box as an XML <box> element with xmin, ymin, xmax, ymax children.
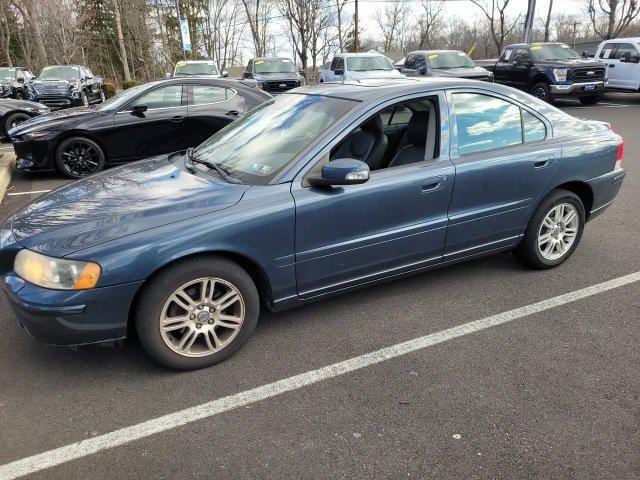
<box><xmin>571</xmin><ymin>67</ymin><xmax>605</xmax><ymax>82</ymax></box>
<box><xmin>33</xmin><ymin>82</ymin><xmax>69</xmax><ymax>96</ymax></box>
<box><xmin>263</xmin><ymin>80</ymin><xmax>299</xmax><ymax>92</ymax></box>
<box><xmin>37</xmin><ymin>97</ymin><xmax>71</xmax><ymax>108</ymax></box>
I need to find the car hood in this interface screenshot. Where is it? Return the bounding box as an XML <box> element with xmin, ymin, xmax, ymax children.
<box><xmin>344</xmin><ymin>69</ymin><xmax>404</xmax><ymax>80</ymax></box>
<box><xmin>253</xmin><ymin>72</ymin><xmax>302</xmax><ymax>81</ymax></box>
<box><xmin>9</xmin><ymin>106</ymin><xmax>100</xmax><ymax>134</ymax></box>
<box><xmin>536</xmin><ymin>58</ymin><xmax>605</xmax><ymax>68</ymax></box>
<box><xmin>429</xmin><ymin>66</ymin><xmax>492</xmax><ymax>78</ymax></box>
<box><xmin>10</xmin><ymin>156</ymin><xmax>248</xmax><ymax>257</ymax></box>
<box><xmin>0</xmin><ymin>98</ymin><xmax>47</xmax><ymax>110</ymax></box>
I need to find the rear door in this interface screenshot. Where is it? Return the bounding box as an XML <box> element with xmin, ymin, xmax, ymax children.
<box><xmin>444</xmin><ymin>90</ymin><xmax>559</xmax><ymax>259</ymax></box>
<box><xmin>110</xmin><ymin>83</ymin><xmax>188</xmax><ymax>161</ymax></box>
<box><xmin>184</xmin><ymin>84</ymin><xmax>238</xmax><ymax>146</ymax></box>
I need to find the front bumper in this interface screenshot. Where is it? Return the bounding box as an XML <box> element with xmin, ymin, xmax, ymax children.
<box><xmin>550</xmin><ymin>81</ymin><xmax>606</xmax><ymax>96</ymax></box>
<box><xmin>11</xmin><ymin>137</ymin><xmax>56</xmax><ymax>172</ymax></box>
<box><xmin>585</xmin><ymin>168</ymin><xmax>626</xmax><ymax>221</ymax></box>
<box><xmin>28</xmin><ymin>95</ymin><xmax>83</xmax><ymax>109</ymax></box>
<box><xmin>2</xmin><ymin>273</ymin><xmax>143</xmax><ymax>345</ymax></box>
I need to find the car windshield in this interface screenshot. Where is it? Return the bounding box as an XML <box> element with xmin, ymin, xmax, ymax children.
<box><xmin>427</xmin><ymin>51</ymin><xmax>476</xmax><ymax>69</ymax></box>
<box><xmin>193</xmin><ymin>94</ymin><xmax>358</xmax><ymax>185</ymax></box>
<box><xmin>174</xmin><ymin>61</ymin><xmax>219</xmax><ymax>76</ymax></box>
<box><xmin>253</xmin><ymin>58</ymin><xmax>297</xmax><ymax>74</ymax></box>
<box><xmin>0</xmin><ymin>68</ymin><xmax>15</xmax><ymax>81</ymax></box>
<box><xmin>530</xmin><ymin>44</ymin><xmax>579</xmax><ymax>61</ymax></box>
<box><xmin>39</xmin><ymin>66</ymin><xmax>81</xmax><ymax>80</ymax></box>
<box><xmin>346</xmin><ymin>56</ymin><xmax>393</xmax><ymax>71</ymax></box>
<box><xmin>97</xmin><ymin>83</ymin><xmax>150</xmax><ymax>111</ymax></box>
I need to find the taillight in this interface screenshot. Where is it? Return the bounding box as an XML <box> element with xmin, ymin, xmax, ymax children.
<box><xmin>615</xmin><ymin>139</ymin><xmax>624</xmax><ymax>170</ymax></box>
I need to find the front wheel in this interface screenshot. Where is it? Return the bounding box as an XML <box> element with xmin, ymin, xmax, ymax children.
<box><xmin>530</xmin><ymin>82</ymin><xmax>552</xmax><ymax>102</ymax></box>
<box><xmin>14</xmin><ymin>91</ymin><xmax>24</xmax><ymax>100</ymax></box>
<box><xmin>135</xmin><ymin>256</ymin><xmax>260</xmax><ymax>370</ymax></box>
<box><xmin>81</xmin><ymin>91</ymin><xmax>89</xmax><ymax>107</ymax></box>
<box><xmin>4</xmin><ymin>112</ymin><xmax>30</xmax><ymax>136</ymax></box>
<box><xmin>55</xmin><ymin>136</ymin><xmax>105</xmax><ymax>178</ymax></box>
<box><xmin>514</xmin><ymin>189</ymin><xmax>585</xmax><ymax>269</ymax></box>
<box><xmin>579</xmin><ymin>95</ymin><xmax>602</xmax><ymax>105</ymax></box>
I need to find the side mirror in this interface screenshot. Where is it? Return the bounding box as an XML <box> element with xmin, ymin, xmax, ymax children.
<box><xmin>17</xmin><ymin>77</ymin><xmax>25</xmax><ymax>83</ymax></box>
<box><xmin>221</xmin><ymin>70</ymin><xmax>229</xmax><ymax>78</ymax></box>
<box><xmin>632</xmin><ymin>56</ymin><xmax>640</xmax><ymax>64</ymax></box>
<box><xmin>333</xmin><ymin>69</ymin><xmax>344</xmax><ymax>76</ymax></box>
<box><xmin>165</xmin><ymin>72</ymin><xmax>172</xmax><ymax>78</ymax></box>
<box><xmin>418</xmin><ymin>66</ymin><xmax>427</xmax><ymax>75</ymax></box>
<box><xmin>307</xmin><ymin>158</ymin><xmax>370</xmax><ymax>187</ymax></box>
<box><xmin>298</xmin><ymin>69</ymin><xmax>305</xmax><ymax>76</ymax></box>
<box><xmin>84</xmin><ymin>75</ymin><xmax>92</xmax><ymax>80</ymax></box>
<box><xmin>582</xmin><ymin>51</ymin><xmax>589</xmax><ymax>58</ymax></box>
<box><xmin>242</xmin><ymin>72</ymin><xmax>251</xmax><ymax>79</ymax></box>
<box><xmin>131</xmin><ymin>104</ymin><xmax>148</xmax><ymax>116</ymax></box>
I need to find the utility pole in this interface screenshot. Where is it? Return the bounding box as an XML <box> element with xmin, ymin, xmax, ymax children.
<box><xmin>175</xmin><ymin>0</ymin><xmax>186</xmax><ymax>60</ymax></box>
<box><xmin>354</xmin><ymin>0</ymin><xmax>359</xmax><ymax>52</ymax></box>
<box><xmin>523</xmin><ymin>0</ymin><xmax>536</xmax><ymax>43</ymax></box>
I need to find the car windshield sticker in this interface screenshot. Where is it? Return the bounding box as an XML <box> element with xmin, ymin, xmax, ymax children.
<box><xmin>603</xmin><ymin>49</ymin><xmax>612</xmax><ymax>59</ymax></box>
<box><xmin>531</xmin><ymin>45</ymin><xmax>542</xmax><ymax>50</ymax></box>
<box><xmin>177</xmin><ymin>61</ymin><xmax>186</xmax><ymax>66</ymax></box>
<box><xmin>428</xmin><ymin>54</ymin><xmax>439</xmax><ymax>59</ymax></box>
<box><xmin>503</xmin><ymin>50</ymin><xmax>512</xmax><ymax>60</ymax></box>
<box><xmin>458</xmin><ymin>52</ymin><xmax>466</xmax><ymax>56</ymax></box>
<box><xmin>255</xmin><ymin>60</ymin><xmax>264</xmax><ymax>65</ymax></box>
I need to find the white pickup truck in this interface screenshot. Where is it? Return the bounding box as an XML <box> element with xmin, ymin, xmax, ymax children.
<box><xmin>594</xmin><ymin>37</ymin><xmax>640</xmax><ymax>92</ymax></box>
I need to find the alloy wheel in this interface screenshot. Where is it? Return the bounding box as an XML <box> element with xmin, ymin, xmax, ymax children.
<box><xmin>159</xmin><ymin>277</ymin><xmax>245</xmax><ymax>358</ymax></box>
<box><xmin>60</xmin><ymin>140</ymin><xmax>101</xmax><ymax>177</ymax></box>
<box><xmin>537</xmin><ymin>203</ymin><xmax>579</xmax><ymax>260</ymax></box>
<box><xmin>533</xmin><ymin>86</ymin><xmax>546</xmax><ymax>99</ymax></box>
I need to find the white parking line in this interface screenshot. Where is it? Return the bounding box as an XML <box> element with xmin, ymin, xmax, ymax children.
<box><xmin>1</xmin><ymin>270</ymin><xmax>639</xmax><ymax>480</ymax></box>
<box><xmin>6</xmin><ymin>190</ymin><xmax>51</xmax><ymax>196</ymax></box>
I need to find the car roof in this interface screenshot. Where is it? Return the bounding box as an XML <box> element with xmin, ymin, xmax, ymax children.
<box><xmin>175</xmin><ymin>60</ymin><xmax>217</xmax><ymax>64</ymax></box>
<box><xmin>599</xmin><ymin>37</ymin><xmax>640</xmax><ymax>43</ymax></box>
<box><xmin>289</xmin><ymin>77</ymin><xmax>505</xmax><ymax>101</ymax></box>
<box><xmin>506</xmin><ymin>42</ymin><xmax>566</xmax><ymax>48</ymax></box>
<box><xmin>334</xmin><ymin>52</ymin><xmax>387</xmax><ymax>58</ymax></box>
<box><xmin>145</xmin><ymin>76</ymin><xmax>263</xmax><ymax>91</ymax></box>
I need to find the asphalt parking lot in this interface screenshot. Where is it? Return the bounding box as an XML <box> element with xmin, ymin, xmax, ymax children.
<box><xmin>0</xmin><ymin>93</ymin><xmax>639</xmax><ymax>479</ymax></box>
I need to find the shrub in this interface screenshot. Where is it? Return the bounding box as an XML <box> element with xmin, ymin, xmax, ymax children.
<box><xmin>122</xmin><ymin>80</ymin><xmax>140</xmax><ymax>90</ymax></box>
<box><xmin>103</xmin><ymin>82</ymin><xmax>117</xmax><ymax>98</ymax></box>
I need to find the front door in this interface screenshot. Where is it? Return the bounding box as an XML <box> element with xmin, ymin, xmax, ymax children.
<box><xmin>612</xmin><ymin>43</ymin><xmax>640</xmax><ymax>90</ymax></box>
<box><xmin>292</xmin><ymin>93</ymin><xmax>454</xmax><ymax>299</ymax></box>
<box><xmin>110</xmin><ymin>84</ymin><xmax>187</xmax><ymax>161</ymax></box>
<box><xmin>445</xmin><ymin>90</ymin><xmax>560</xmax><ymax>259</ymax></box>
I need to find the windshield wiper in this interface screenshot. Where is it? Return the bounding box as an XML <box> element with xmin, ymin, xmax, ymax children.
<box><xmin>185</xmin><ymin>147</ymin><xmax>244</xmax><ymax>184</ymax></box>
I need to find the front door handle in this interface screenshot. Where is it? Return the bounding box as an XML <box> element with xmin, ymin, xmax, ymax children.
<box><xmin>534</xmin><ymin>154</ymin><xmax>553</xmax><ymax>168</ymax></box>
<box><xmin>226</xmin><ymin>110</ymin><xmax>240</xmax><ymax>117</ymax></box>
<box><xmin>421</xmin><ymin>175</ymin><xmax>448</xmax><ymax>193</ymax></box>
<box><xmin>170</xmin><ymin>115</ymin><xmax>184</xmax><ymax>123</ymax></box>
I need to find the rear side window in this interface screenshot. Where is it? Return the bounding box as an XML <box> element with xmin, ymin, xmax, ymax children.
<box><xmin>453</xmin><ymin>93</ymin><xmax>522</xmax><ymax>155</ymax></box>
<box><xmin>133</xmin><ymin>85</ymin><xmax>182</xmax><ymax>109</ymax></box>
<box><xmin>404</xmin><ymin>54</ymin><xmax>416</xmax><ymax>69</ymax></box>
<box><xmin>522</xmin><ymin>110</ymin><xmax>546</xmax><ymax>142</ymax></box>
<box><xmin>192</xmin><ymin>85</ymin><xmax>231</xmax><ymax>105</ymax></box>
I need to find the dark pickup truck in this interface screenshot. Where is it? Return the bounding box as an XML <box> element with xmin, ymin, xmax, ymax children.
<box><xmin>26</xmin><ymin>65</ymin><xmax>104</xmax><ymax>109</ymax></box>
<box><xmin>477</xmin><ymin>42</ymin><xmax>607</xmax><ymax>104</ymax></box>
<box><xmin>242</xmin><ymin>57</ymin><xmax>304</xmax><ymax>94</ymax></box>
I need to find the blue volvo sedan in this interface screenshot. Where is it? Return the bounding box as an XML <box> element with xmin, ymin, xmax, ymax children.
<box><xmin>0</xmin><ymin>78</ymin><xmax>626</xmax><ymax>369</ymax></box>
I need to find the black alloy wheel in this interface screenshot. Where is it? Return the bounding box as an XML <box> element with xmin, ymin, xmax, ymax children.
<box><xmin>530</xmin><ymin>82</ymin><xmax>551</xmax><ymax>102</ymax></box>
<box><xmin>55</xmin><ymin>137</ymin><xmax>105</xmax><ymax>178</ymax></box>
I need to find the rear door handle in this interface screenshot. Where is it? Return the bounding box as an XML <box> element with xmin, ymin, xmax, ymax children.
<box><xmin>226</xmin><ymin>110</ymin><xmax>240</xmax><ymax>117</ymax></box>
<box><xmin>421</xmin><ymin>175</ymin><xmax>448</xmax><ymax>193</ymax></box>
<box><xmin>534</xmin><ymin>154</ymin><xmax>553</xmax><ymax>168</ymax></box>
<box><xmin>609</xmin><ymin>64</ymin><xmax>615</xmax><ymax>67</ymax></box>
<box><xmin>170</xmin><ymin>115</ymin><xmax>184</xmax><ymax>123</ymax></box>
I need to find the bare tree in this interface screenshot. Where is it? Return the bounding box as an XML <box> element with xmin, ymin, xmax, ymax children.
<box><xmin>544</xmin><ymin>0</ymin><xmax>554</xmax><ymax>41</ymax></box>
<box><xmin>0</xmin><ymin>4</ymin><xmax>13</xmax><ymax>66</ymax></box>
<box><xmin>335</xmin><ymin>0</ymin><xmax>349</xmax><ymax>52</ymax></box>
<box><xmin>374</xmin><ymin>0</ymin><xmax>410</xmax><ymax>53</ymax></box>
<box><xmin>112</xmin><ymin>0</ymin><xmax>131</xmax><ymax>81</ymax></box>
<box><xmin>242</xmin><ymin>0</ymin><xmax>270</xmax><ymax>57</ymax></box>
<box><xmin>470</xmin><ymin>0</ymin><xmax>521</xmax><ymax>53</ymax></box>
<box><xmin>585</xmin><ymin>0</ymin><xmax>640</xmax><ymax>39</ymax></box>
<box><xmin>9</xmin><ymin>0</ymin><xmax>47</xmax><ymax>69</ymax></box>
<box><xmin>278</xmin><ymin>0</ymin><xmax>312</xmax><ymax>71</ymax></box>
<box><xmin>417</xmin><ymin>0</ymin><xmax>444</xmax><ymax>49</ymax></box>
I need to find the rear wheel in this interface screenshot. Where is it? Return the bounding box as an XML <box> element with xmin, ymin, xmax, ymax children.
<box><xmin>55</xmin><ymin>136</ymin><xmax>105</xmax><ymax>178</ymax></box>
<box><xmin>578</xmin><ymin>95</ymin><xmax>602</xmax><ymax>105</ymax></box>
<box><xmin>514</xmin><ymin>189</ymin><xmax>585</xmax><ymax>269</ymax></box>
<box><xmin>4</xmin><ymin>112</ymin><xmax>30</xmax><ymax>135</ymax></box>
<box><xmin>530</xmin><ymin>82</ymin><xmax>551</xmax><ymax>102</ymax></box>
<box><xmin>135</xmin><ymin>256</ymin><xmax>259</xmax><ymax>370</ymax></box>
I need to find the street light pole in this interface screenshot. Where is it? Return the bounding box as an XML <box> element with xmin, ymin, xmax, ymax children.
<box><xmin>523</xmin><ymin>0</ymin><xmax>537</xmax><ymax>44</ymax></box>
<box><xmin>354</xmin><ymin>0</ymin><xmax>359</xmax><ymax>52</ymax></box>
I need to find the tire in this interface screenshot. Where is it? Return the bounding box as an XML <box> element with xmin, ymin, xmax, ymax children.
<box><xmin>98</xmin><ymin>89</ymin><xmax>105</xmax><ymax>103</ymax></box>
<box><xmin>579</xmin><ymin>95</ymin><xmax>602</xmax><ymax>105</ymax></box>
<box><xmin>514</xmin><ymin>189</ymin><xmax>585</xmax><ymax>269</ymax></box>
<box><xmin>81</xmin><ymin>91</ymin><xmax>89</xmax><ymax>107</ymax></box>
<box><xmin>135</xmin><ymin>255</ymin><xmax>260</xmax><ymax>370</ymax></box>
<box><xmin>4</xmin><ymin>112</ymin><xmax>30</xmax><ymax>135</ymax></box>
<box><xmin>55</xmin><ymin>136</ymin><xmax>105</xmax><ymax>178</ymax></box>
<box><xmin>530</xmin><ymin>82</ymin><xmax>552</xmax><ymax>102</ymax></box>
<box><xmin>15</xmin><ymin>91</ymin><xmax>24</xmax><ymax>100</ymax></box>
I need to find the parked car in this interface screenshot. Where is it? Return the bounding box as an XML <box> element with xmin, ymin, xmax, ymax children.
<box><xmin>26</xmin><ymin>65</ymin><xmax>104</xmax><ymax>109</ymax></box>
<box><xmin>317</xmin><ymin>61</ymin><xmax>332</xmax><ymax>83</ymax></box>
<box><xmin>0</xmin><ymin>67</ymin><xmax>35</xmax><ymax>100</ymax></box>
<box><xmin>401</xmin><ymin>50</ymin><xmax>493</xmax><ymax>81</ymax></box>
<box><xmin>477</xmin><ymin>42</ymin><xmax>607</xmax><ymax>104</ymax></box>
<box><xmin>9</xmin><ymin>77</ymin><xmax>271</xmax><ymax>178</ymax></box>
<box><xmin>173</xmin><ymin>60</ymin><xmax>228</xmax><ymax>78</ymax></box>
<box><xmin>0</xmin><ymin>99</ymin><xmax>49</xmax><ymax>138</ymax></box>
<box><xmin>594</xmin><ymin>37</ymin><xmax>640</xmax><ymax>92</ymax></box>
<box><xmin>0</xmin><ymin>78</ymin><xmax>625</xmax><ymax>370</ymax></box>
<box><xmin>243</xmin><ymin>57</ymin><xmax>304</xmax><ymax>93</ymax></box>
<box><xmin>320</xmin><ymin>53</ymin><xmax>405</xmax><ymax>82</ymax></box>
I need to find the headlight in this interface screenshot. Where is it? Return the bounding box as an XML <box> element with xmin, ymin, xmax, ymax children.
<box><xmin>22</xmin><ymin>131</ymin><xmax>51</xmax><ymax>140</ymax></box>
<box><xmin>14</xmin><ymin>250</ymin><xmax>101</xmax><ymax>290</ymax></box>
<box><xmin>553</xmin><ymin>68</ymin><xmax>569</xmax><ymax>82</ymax></box>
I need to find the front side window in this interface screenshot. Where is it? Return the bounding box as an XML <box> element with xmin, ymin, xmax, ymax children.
<box><xmin>346</xmin><ymin>56</ymin><xmax>393</xmax><ymax>72</ymax></box>
<box><xmin>530</xmin><ymin>43</ymin><xmax>579</xmax><ymax>61</ymax></box>
<box><xmin>522</xmin><ymin>110</ymin><xmax>546</xmax><ymax>142</ymax></box>
<box><xmin>599</xmin><ymin>43</ymin><xmax>618</xmax><ymax>59</ymax></box>
<box><xmin>39</xmin><ymin>66</ymin><xmax>81</xmax><ymax>80</ymax></box>
<box><xmin>427</xmin><ymin>51</ymin><xmax>475</xmax><ymax>69</ymax></box>
<box><xmin>404</xmin><ymin>54</ymin><xmax>416</xmax><ymax>70</ymax></box>
<box><xmin>133</xmin><ymin>85</ymin><xmax>182</xmax><ymax>109</ymax></box>
<box><xmin>453</xmin><ymin>93</ymin><xmax>522</xmax><ymax>155</ymax></box>
<box><xmin>193</xmin><ymin>94</ymin><xmax>358</xmax><ymax>185</ymax></box>
<box><xmin>612</xmin><ymin>43</ymin><xmax>639</xmax><ymax>59</ymax></box>
<box><xmin>514</xmin><ymin>48</ymin><xmax>531</xmax><ymax>61</ymax></box>
<box><xmin>192</xmin><ymin>85</ymin><xmax>230</xmax><ymax>105</ymax></box>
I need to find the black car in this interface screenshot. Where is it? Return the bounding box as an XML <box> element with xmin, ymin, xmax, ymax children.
<box><xmin>401</xmin><ymin>50</ymin><xmax>494</xmax><ymax>81</ymax></box>
<box><xmin>26</xmin><ymin>65</ymin><xmax>104</xmax><ymax>109</ymax></box>
<box><xmin>242</xmin><ymin>57</ymin><xmax>304</xmax><ymax>93</ymax></box>
<box><xmin>0</xmin><ymin>67</ymin><xmax>35</xmax><ymax>100</ymax></box>
<box><xmin>9</xmin><ymin>77</ymin><xmax>272</xmax><ymax>178</ymax></box>
<box><xmin>476</xmin><ymin>42</ymin><xmax>607</xmax><ymax>104</ymax></box>
<box><xmin>0</xmin><ymin>98</ymin><xmax>49</xmax><ymax>138</ymax></box>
